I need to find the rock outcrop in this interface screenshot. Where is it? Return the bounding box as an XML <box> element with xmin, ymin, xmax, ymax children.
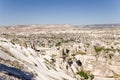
<box><xmin>0</xmin><ymin>25</ymin><xmax>120</xmax><ymax>80</ymax></box>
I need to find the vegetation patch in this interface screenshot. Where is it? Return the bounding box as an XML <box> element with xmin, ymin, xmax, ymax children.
<box><xmin>104</xmin><ymin>48</ymin><xmax>116</xmax><ymax>53</ymax></box>
<box><xmin>77</xmin><ymin>70</ymin><xmax>94</xmax><ymax>80</ymax></box>
<box><xmin>55</xmin><ymin>42</ymin><xmax>61</xmax><ymax>46</ymax></box>
<box><xmin>51</xmin><ymin>54</ymin><xmax>57</xmax><ymax>58</ymax></box>
<box><xmin>77</xmin><ymin>70</ymin><xmax>89</xmax><ymax>79</ymax></box>
<box><xmin>94</xmin><ymin>47</ymin><xmax>103</xmax><ymax>53</ymax></box>
<box><xmin>109</xmin><ymin>54</ymin><xmax>114</xmax><ymax>59</ymax></box>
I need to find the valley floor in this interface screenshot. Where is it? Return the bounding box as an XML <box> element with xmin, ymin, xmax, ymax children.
<box><xmin>0</xmin><ymin>25</ymin><xmax>120</xmax><ymax>80</ymax></box>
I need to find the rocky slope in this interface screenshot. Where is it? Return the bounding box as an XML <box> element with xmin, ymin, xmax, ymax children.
<box><xmin>0</xmin><ymin>25</ymin><xmax>120</xmax><ymax>80</ymax></box>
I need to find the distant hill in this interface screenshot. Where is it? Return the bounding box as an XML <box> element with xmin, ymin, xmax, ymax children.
<box><xmin>82</xmin><ymin>24</ymin><xmax>120</xmax><ymax>28</ymax></box>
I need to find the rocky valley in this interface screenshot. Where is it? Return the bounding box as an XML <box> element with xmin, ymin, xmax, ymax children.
<box><xmin>0</xmin><ymin>24</ymin><xmax>120</xmax><ymax>80</ymax></box>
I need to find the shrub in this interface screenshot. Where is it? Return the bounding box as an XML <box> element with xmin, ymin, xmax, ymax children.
<box><xmin>95</xmin><ymin>47</ymin><xmax>103</xmax><ymax>53</ymax></box>
<box><xmin>55</xmin><ymin>42</ymin><xmax>61</xmax><ymax>46</ymax></box>
<box><xmin>77</xmin><ymin>70</ymin><xmax>94</xmax><ymax>80</ymax></box>
<box><xmin>77</xmin><ymin>70</ymin><xmax>89</xmax><ymax>79</ymax></box>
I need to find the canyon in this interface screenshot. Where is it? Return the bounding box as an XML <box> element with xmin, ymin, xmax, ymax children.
<box><xmin>0</xmin><ymin>24</ymin><xmax>120</xmax><ymax>80</ymax></box>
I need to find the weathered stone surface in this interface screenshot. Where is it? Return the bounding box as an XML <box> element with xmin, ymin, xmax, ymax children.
<box><xmin>0</xmin><ymin>25</ymin><xmax>120</xmax><ymax>80</ymax></box>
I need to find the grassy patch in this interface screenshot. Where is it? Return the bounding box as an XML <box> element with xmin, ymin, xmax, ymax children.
<box><xmin>55</xmin><ymin>42</ymin><xmax>61</xmax><ymax>46</ymax></box>
<box><xmin>94</xmin><ymin>47</ymin><xmax>103</xmax><ymax>53</ymax></box>
<box><xmin>77</xmin><ymin>70</ymin><xmax>94</xmax><ymax>80</ymax></box>
<box><xmin>77</xmin><ymin>70</ymin><xmax>89</xmax><ymax>79</ymax></box>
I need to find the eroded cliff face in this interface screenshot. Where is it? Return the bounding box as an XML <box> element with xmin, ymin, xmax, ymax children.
<box><xmin>0</xmin><ymin>25</ymin><xmax>120</xmax><ymax>80</ymax></box>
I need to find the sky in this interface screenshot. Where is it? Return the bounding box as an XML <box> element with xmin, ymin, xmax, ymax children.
<box><xmin>0</xmin><ymin>0</ymin><xmax>120</xmax><ymax>25</ymax></box>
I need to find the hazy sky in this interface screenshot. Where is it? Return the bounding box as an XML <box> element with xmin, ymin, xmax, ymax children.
<box><xmin>0</xmin><ymin>0</ymin><xmax>120</xmax><ymax>25</ymax></box>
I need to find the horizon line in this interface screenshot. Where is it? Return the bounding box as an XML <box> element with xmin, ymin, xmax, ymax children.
<box><xmin>0</xmin><ymin>23</ymin><xmax>120</xmax><ymax>26</ymax></box>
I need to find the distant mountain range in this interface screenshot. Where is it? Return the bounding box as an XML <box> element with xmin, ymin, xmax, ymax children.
<box><xmin>76</xmin><ymin>24</ymin><xmax>120</xmax><ymax>28</ymax></box>
<box><xmin>1</xmin><ymin>24</ymin><xmax>120</xmax><ymax>28</ymax></box>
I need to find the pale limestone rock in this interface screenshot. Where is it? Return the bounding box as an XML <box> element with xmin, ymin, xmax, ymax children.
<box><xmin>97</xmin><ymin>56</ymin><xmax>107</xmax><ymax>62</ymax></box>
<box><xmin>109</xmin><ymin>65</ymin><xmax>120</xmax><ymax>75</ymax></box>
<box><xmin>91</xmin><ymin>64</ymin><xmax>114</xmax><ymax>77</ymax></box>
<box><xmin>84</xmin><ymin>63</ymin><xmax>94</xmax><ymax>71</ymax></box>
<box><xmin>93</xmin><ymin>77</ymin><xmax>115</xmax><ymax>80</ymax></box>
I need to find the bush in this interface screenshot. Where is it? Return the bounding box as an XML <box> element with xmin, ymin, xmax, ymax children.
<box><xmin>77</xmin><ymin>70</ymin><xmax>89</xmax><ymax>79</ymax></box>
<box><xmin>77</xmin><ymin>70</ymin><xmax>94</xmax><ymax>80</ymax></box>
<box><xmin>95</xmin><ymin>47</ymin><xmax>103</xmax><ymax>53</ymax></box>
<box><xmin>55</xmin><ymin>42</ymin><xmax>61</xmax><ymax>46</ymax></box>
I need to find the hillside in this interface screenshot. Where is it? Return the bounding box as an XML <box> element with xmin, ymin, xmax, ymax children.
<box><xmin>0</xmin><ymin>24</ymin><xmax>120</xmax><ymax>80</ymax></box>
